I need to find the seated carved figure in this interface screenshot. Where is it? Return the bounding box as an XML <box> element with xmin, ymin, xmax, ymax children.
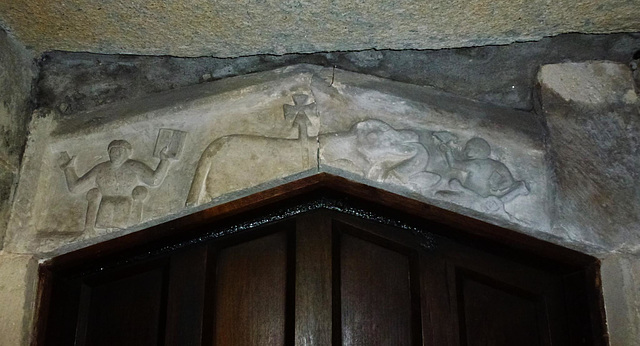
<box><xmin>442</xmin><ymin>137</ymin><xmax>529</xmax><ymax>203</ymax></box>
<box><xmin>59</xmin><ymin>140</ymin><xmax>172</xmax><ymax>230</ymax></box>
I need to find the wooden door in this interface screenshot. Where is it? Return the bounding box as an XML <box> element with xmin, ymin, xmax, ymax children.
<box><xmin>39</xmin><ymin>197</ymin><xmax>604</xmax><ymax>345</ymax></box>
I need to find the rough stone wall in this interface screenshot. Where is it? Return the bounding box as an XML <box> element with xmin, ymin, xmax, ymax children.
<box><xmin>0</xmin><ymin>0</ymin><xmax>638</xmax><ymax>57</ymax></box>
<box><xmin>537</xmin><ymin>62</ymin><xmax>640</xmax><ymax>253</ymax></box>
<box><xmin>0</xmin><ymin>37</ymin><xmax>639</xmax><ymax>344</ymax></box>
<box><xmin>537</xmin><ymin>61</ymin><xmax>640</xmax><ymax>345</ymax></box>
<box><xmin>0</xmin><ymin>253</ymin><xmax>38</xmax><ymax>346</ymax></box>
<box><xmin>602</xmin><ymin>254</ymin><xmax>640</xmax><ymax>345</ymax></box>
<box><xmin>0</xmin><ymin>28</ymin><xmax>36</xmax><ymax>247</ymax></box>
<box><xmin>37</xmin><ymin>33</ymin><xmax>640</xmax><ymax>113</ymax></box>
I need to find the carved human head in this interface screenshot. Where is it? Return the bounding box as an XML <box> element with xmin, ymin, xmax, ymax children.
<box><xmin>463</xmin><ymin>137</ymin><xmax>491</xmax><ymax>159</ymax></box>
<box><xmin>107</xmin><ymin>140</ymin><xmax>132</xmax><ymax>165</ymax></box>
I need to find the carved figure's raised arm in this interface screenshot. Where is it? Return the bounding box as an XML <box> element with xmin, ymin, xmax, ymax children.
<box><xmin>58</xmin><ymin>152</ymin><xmax>99</xmax><ymax>193</ymax></box>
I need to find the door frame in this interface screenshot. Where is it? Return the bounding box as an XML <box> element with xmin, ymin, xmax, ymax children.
<box><xmin>33</xmin><ymin>173</ymin><xmax>608</xmax><ymax>345</ymax></box>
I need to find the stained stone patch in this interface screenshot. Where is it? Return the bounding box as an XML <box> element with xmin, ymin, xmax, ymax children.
<box><xmin>0</xmin><ymin>29</ymin><xmax>37</xmax><ymax>248</ymax></box>
<box><xmin>36</xmin><ymin>34</ymin><xmax>640</xmax><ymax>115</ymax></box>
<box><xmin>537</xmin><ymin>61</ymin><xmax>640</xmax><ymax>252</ymax></box>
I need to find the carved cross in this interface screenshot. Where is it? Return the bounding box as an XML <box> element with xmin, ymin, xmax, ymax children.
<box><xmin>283</xmin><ymin>94</ymin><xmax>316</xmax><ymax>138</ymax></box>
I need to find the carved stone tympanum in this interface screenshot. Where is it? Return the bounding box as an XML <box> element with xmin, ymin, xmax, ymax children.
<box><xmin>6</xmin><ymin>65</ymin><xmax>546</xmax><ymax>255</ymax></box>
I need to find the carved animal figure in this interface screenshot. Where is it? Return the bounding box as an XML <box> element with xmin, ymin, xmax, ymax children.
<box><xmin>186</xmin><ymin>119</ymin><xmax>529</xmax><ymax>213</ymax></box>
<box><xmin>186</xmin><ymin>119</ymin><xmax>437</xmax><ymax>207</ymax></box>
<box><xmin>186</xmin><ymin>135</ymin><xmax>314</xmax><ymax>206</ymax></box>
<box><xmin>322</xmin><ymin>120</ymin><xmax>444</xmax><ymax>195</ymax></box>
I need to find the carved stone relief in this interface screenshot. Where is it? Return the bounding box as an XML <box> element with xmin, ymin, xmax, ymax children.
<box><xmin>58</xmin><ymin>129</ymin><xmax>184</xmax><ymax>231</ymax></box>
<box><xmin>187</xmin><ymin>94</ymin><xmax>318</xmax><ymax>206</ymax></box>
<box><xmin>186</xmin><ymin>113</ymin><xmax>530</xmax><ymax>220</ymax></box>
<box><xmin>320</xmin><ymin>119</ymin><xmax>529</xmax><ymax>219</ymax></box>
<box><xmin>5</xmin><ymin>65</ymin><xmax>548</xmax><ymax>255</ymax></box>
<box><xmin>283</xmin><ymin>93</ymin><xmax>318</xmax><ymax>138</ymax></box>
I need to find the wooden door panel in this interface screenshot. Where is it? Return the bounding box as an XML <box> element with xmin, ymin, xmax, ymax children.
<box><xmin>419</xmin><ymin>254</ymin><xmax>457</xmax><ymax>346</ymax></box>
<box><xmin>335</xmin><ymin>223</ymin><xmax>422</xmax><ymax>346</ymax></box>
<box><xmin>164</xmin><ymin>245</ymin><xmax>208</xmax><ymax>346</ymax></box>
<box><xmin>442</xmin><ymin>241</ymin><xmax>569</xmax><ymax>346</ymax></box>
<box><xmin>77</xmin><ymin>264</ymin><xmax>168</xmax><ymax>346</ymax></box>
<box><xmin>295</xmin><ymin>213</ymin><xmax>333</xmax><ymax>346</ymax></box>
<box><xmin>210</xmin><ymin>230</ymin><xmax>290</xmax><ymax>346</ymax></box>
<box><xmin>39</xmin><ymin>198</ymin><xmax>603</xmax><ymax>346</ymax></box>
<box><xmin>455</xmin><ymin>269</ymin><xmax>544</xmax><ymax>346</ymax></box>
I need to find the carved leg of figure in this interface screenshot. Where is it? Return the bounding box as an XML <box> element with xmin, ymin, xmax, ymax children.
<box><xmin>447</xmin><ymin>178</ymin><xmax>466</xmax><ymax>193</ymax></box>
<box><xmin>499</xmin><ymin>181</ymin><xmax>530</xmax><ymax>203</ymax></box>
<box><xmin>130</xmin><ymin>186</ymin><xmax>149</xmax><ymax>225</ymax></box>
<box><xmin>96</xmin><ymin>197</ymin><xmax>132</xmax><ymax>229</ymax></box>
<box><xmin>478</xmin><ymin>196</ymin><xmax>504</xmax><ymax>213</ymax></box>
<box><xmin>84</xmin><ymin>188</ymin><xmax>101</xmax><ymax>233</ymax></box>
<box><xmin>366</xmin><ymin>163</ymin><xmax>389</xmax><ymax>182</ymax></box>
<box><xmin>434</xmin><ymin>178</ymin><xmax>465</xmax><ymax>197</ymax></box>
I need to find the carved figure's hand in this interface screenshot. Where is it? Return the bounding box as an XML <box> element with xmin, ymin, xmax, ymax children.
<box><xmin>159</xmin><ymin>146</ymin><xmax>174</xmax><ymax>161</ymax></box>
<box><xmin>438</xmin><ymin>143</ymin><xmax>451</xmax><ymax>153</ymax></box>
<box><xmin>58</xmin><ymin>152</ymin><xmax>75</xmax><ymax>169</ymax></box>
<box><xmin>433</xmin><ymin>131</ymin><xmax>458</xmax><ymax>144</ymax></box>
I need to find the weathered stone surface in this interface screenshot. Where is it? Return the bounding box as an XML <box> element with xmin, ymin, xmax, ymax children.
<box><xmin>537</xmin><ymin>61</ymin><xmax>640</xmax><ymax>253</ymax></box>
<box><xmin>632</xmin><ymin>53</ymin><xmax>640</xmax><ymax>89</ymax></box>
<box><xmin>0</xmin><ymin>28</ymin><xmax>36</xmax><ymax>248</ymax></box>
<box><xmin>5</xmin><ymin>66</ymin><xmax>321</xmax><ymax>253</ymax></box>
<box><xmin>3</xmin><ymin>63</ymin><xmax>640</xmax><ymax>345</ymax></box>
<box><xmin>0</xmin><ymin>1</ymin><xmax>639</xmax><ymax>57</ymax></box>
<box><xmin>601</xmin><ymin>254</ymin><xmax>640</xmax><ymax>345</ymax></box>
<box><xmin>315</xmin><ymin>68</ymin><xmax>549</xmax><ymax>237</ymax></box>
<box><xmin>36</xmin><ymin>33</ymin><xmax>640</xmax><ymax>116</ymax></box>
<box><xmin>0</xmin><ymin>29</ymin><xmax>35</xmax><ymax>168</ymax></box>
<box><xmin>0</xmin><ymin>252</ymin><xmax>38</xmax><ymax>346</ymax></box>
<box><xmin>9</xmin><ymin>63</ymin><xmax>640</xmax><ymax>257</ymax></box>
<box><xmin>6</xmin><ymin>65</ymin><xmax>555</xmax><ymax>255</ymax></box>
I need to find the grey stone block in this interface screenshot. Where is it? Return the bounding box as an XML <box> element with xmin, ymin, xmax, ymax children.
<box><xmin>601</xmin><ymin>254</ymin><xmax>640</xmax><ymax>345</ymax></box>
<box><xmin>537</xmin><ymin>61</ymin><xmax>640</xmax><ymax>253</ymax></box>
<box><xmin>0</xmin><ymin>252</ymin><xmax>38</xmax><ymax>346</ymax></box>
